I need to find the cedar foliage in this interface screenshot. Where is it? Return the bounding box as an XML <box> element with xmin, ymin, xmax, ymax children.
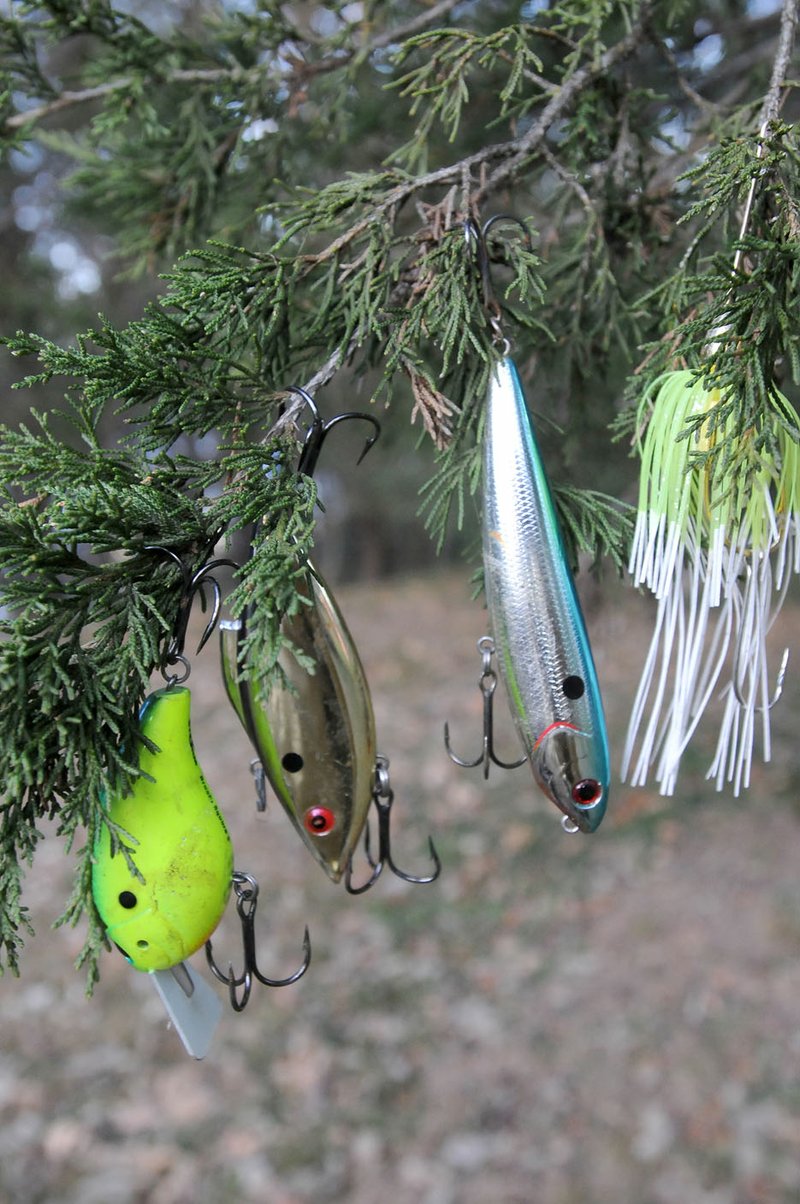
<box><xmin>0</xmin><ymin>0</ymin><xmax>798</xmax><ymax>981</ymax></box>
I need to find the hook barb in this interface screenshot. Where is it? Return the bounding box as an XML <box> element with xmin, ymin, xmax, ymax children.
<box><xmin>205</xmin><ymin>871</ymin><xmax>311</xmax><ymax>1011</ymax></box>
<box><xmin>190</xmin><ymin>557</ymin><xmax>239</xmax><ymax>655</ymax></box>
<box><xmin>344</xmin><ymin>757</ymin><xmax>440</xmax><ymax>895</ymax></box>
<box><xmin>445</xmin><ymin>636</ymin><xmax>526</xmax><ymax>778</ymax></box>
<box><xmin>286</xmin><ymin>385</ymin><xmax>381</xmax><ymax>479</ymax></box>
<box><xmin>732</xmin><ymin>643</ymin><xmax>789</xmax><ymax>711</ymax></box>
<box><xmin>463</xmin><ymin>214</ymin><xmax>533</xmax><ymax>345</ymax></box>
<box><xmin>730</xmin><ymin>559</ymin><xmax>790</xmax><ymax>713</ymax></box>
<box><xmin>145</xmin><ymin>545</ymin><xmax>238</xmax><ymax>677</ymax></box>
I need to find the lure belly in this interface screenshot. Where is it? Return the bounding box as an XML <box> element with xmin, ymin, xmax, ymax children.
<box><xmin>220</xmin><ymin>562</ymin><xmax>377</xmax><ymax>883</ymax></box>
<box><xmin>482</xmin><ymin>357</ymin><xmax>609</xmax><ymax>832</ymax></box>
<box><xmin>91</xmin><ymin>686</ymin><xmax>233</xmax><ymax>971</ymax></box>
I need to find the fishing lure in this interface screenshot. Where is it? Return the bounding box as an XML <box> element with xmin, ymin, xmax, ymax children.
<box><xmin>221</xmin><ymin>393</ymin><xmax>439</xmax><ymax>891</ymax></box>
<box><xmin>481</xmin><ymin>356</ymin><xmax>609</xmax><ymax>832</ymax></box>
<box><xmin>220</xmin><ymin>563</ymin><xmax>376</xmax><ymax>884</ymax></box>
<box><xmin>92</xmin><ymin>685</ymin><xmax>233</xmax><ymax>971</ymax></box>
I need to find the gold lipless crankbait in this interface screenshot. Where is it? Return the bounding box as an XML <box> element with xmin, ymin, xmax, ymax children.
<box><xmin>91</xmin><ymin>686</ymin><xmax>233</xmax><ymax>971</ymax></box>
<box><xmin>220</xmin><ymin>562</ymin><xmax>377</xmax><ymax>884</ymax></box>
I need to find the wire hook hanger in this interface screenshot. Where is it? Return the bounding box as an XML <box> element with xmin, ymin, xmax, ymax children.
<box><xmin>146</xmin><ymin>544</ymin><xmax>239</xmax><ymax>684</ymax></box>
<box><xmin>463</xmin><ymin>214</ymin><xmax>532</xmax><ymax>351</ymax></box>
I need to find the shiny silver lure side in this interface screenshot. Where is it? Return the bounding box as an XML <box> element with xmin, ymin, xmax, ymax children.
<box><xmin>481</xmin><ymin>357</ymin><xmax>610</xmax><ymax>832</ymax></box>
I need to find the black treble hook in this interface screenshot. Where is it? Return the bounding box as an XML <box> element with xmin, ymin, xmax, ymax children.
<box><xmin>445</xmin><ymin>636</ymin><xmax>526</xmax><ymax>779</ymax></box>
<box><xmin>464</xmin><ymin>214</ymin><xmax>533</xmax><ymax>347</ymax></box>
<box><xmin>287</xmin><ymin>385</ymin><xmax>381</xmax><ymax>480</ymax></box>
<box><xmin>146</xmin><ymin>544</ymin><xmax>239</xmax><ymax>683</ymax></box>
<box><xmin>344</xmin><ymin>756</ymin><xmax>441</xmax><ymax>895</ymax></box>
<box><xmin>205</xmin><ymin>871</ymin><xmax>311</xmax><ymax>1012</ymax></box>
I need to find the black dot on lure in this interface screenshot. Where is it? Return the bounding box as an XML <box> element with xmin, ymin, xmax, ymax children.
<box><xmin>562</xmin><ymin>675</ymin><xmax>585</xmax><ymax>700</ymax></box>
<box><xmin>118</xmin><ymin>891</ymin><xmax>137</xmax><ymax>909</ymax></box>
<box><xmin>282</xmin><ymin>752</ymin><xmax>304</xmax><ymax>774</ymax></box>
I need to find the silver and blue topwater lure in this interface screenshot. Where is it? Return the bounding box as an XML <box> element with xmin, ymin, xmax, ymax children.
<box><xmin>447</xmin><ymin>218</ymin><xmax>610</xmax><ymax>833</ymax></box>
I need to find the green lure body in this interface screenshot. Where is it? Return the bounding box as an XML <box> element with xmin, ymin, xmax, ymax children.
<box><xmin>220</xmin><ymin>563</ymin><xmax>376</xmax><ymax>883</ymax></box>
<box><xmin>91</xmin><ymin>686</ymin><xmax>233</xmax><ymax>972</ymax></box>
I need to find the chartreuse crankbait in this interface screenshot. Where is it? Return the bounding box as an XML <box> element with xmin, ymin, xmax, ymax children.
<box><xmin>447</xmin><ymin>217</ymin><xmax>609</xmax><ymax>832</ymax></box>
<box><xmin>220</xmin><ymin>562</ymin><xmax>377</xmax><ymax>884</ymax></box>
<box><xmin>482</xmin><ymin>357</ymin><xmax>609</xmax><ymax>832</ymax></box>
<box><xmin>92</xmin><ymin>685</ymin><xmax>233</xmax><ymax>971</ymax></box>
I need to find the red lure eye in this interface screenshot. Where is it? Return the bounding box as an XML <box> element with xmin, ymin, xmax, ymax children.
<box><xmin>304</xmin><ymin>806</ymin><xmax>336</xmax><ymax>836</ymax></box>
<box><xmin>572</xmin><ymin>779</ymin><xmax>602</xmax><ymax>807</ymax></box>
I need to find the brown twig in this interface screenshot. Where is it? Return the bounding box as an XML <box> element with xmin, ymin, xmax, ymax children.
<box><xmin>4</xmin><ymin>69</ymin><xmax>235</xmax><ymax>131</ymax></box>
<box><xmin>4</xmin><ymin>1</ymin><xmax>463</xmax><ymax>134</ymax></box>
<box><xmin>477</xmin><ymin>5</ymin><xmax>655</xmax><ymax>200</ymax></box>
<box><xmin>759</xmin><ymin>0</ymin><xmax>799</xmax><ymax>126</ymax></box>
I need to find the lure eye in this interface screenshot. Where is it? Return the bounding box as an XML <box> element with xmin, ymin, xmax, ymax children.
<box><xmin>118</xmin><ymin>890</ymin><xmax>137</xmax><ymax>909</ymax></box>
<box><xmin>304</xmin><ymin>806</ymin><xmax>336</xmax><ymax>836</ymax></box>
<box><xmin>562</xmin><ymin>675</ymin><xmax>585</xmax><ymax>700</ymax></box>
<box><xmin>282</xmin><ymin>752</ymin><xmax>304</xmax><ymax>774</ymax></box>
<box><xmin>572</xmin><ymin>779</ymin><xmax>602</xmax><ymax>807</ymax></box>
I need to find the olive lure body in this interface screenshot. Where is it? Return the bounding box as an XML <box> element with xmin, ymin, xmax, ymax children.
<box><xmin>482</xmin><ymin>357</ymin><xmax>610</xmax><ymax>832</ymax></box>
<box><xmin>220</xmin><ymin>563</ymin><xmax>377</xmax><ymax>883</ymax></box>
<box><xmin>91</xmin><ymin>686</ymin><xmax>233</xmax><ymax>971</ymax></box>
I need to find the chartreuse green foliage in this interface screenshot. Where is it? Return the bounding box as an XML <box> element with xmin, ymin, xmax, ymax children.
<box><xmin>0</xmin><ymin>0</ymin><xmax>798</xmax><ymax>980</ymax></box>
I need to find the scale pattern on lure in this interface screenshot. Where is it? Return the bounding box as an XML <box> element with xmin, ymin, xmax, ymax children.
<box><xmin>220</xmin><ymin>562</ymin><xmax>377</xmax><ymax>883</ymax></box>
<box><xmin>91</xmin><ymin>686</ymin><xmax>233</xmax><ymax>971</ymax></box>
<box><xmin>482</xmin><ymin>357</ymin><xmax>609</xmax><ymax>832</ymax></box>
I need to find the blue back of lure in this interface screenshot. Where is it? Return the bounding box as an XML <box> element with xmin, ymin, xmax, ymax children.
<box><xmin>482</xmin><ymin>357</ymin><xmax>609</xmax><ymax>832</ymax></box>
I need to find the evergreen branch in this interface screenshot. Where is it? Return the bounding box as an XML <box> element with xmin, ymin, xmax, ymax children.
<box><xmin>3</xmin><ymin>69</ymin><xmax>236</xmax><ymax>131</ymax></box>
<box><xmin>555</xmin><ymin>487</ymin><xmax>635</xmax><ymax>575</ymax></box>
<box><xmin>367</xmin><ymin>0</ymin><xmax>463</xmax><ymax>50</ymax></box>
<box><xmin>652</xmin><ymin>33</ymin><xmax>716</xmax><ymax>115</ymax></box>
<box><xmin>759</xmin><ymin>0</ymin><xmax>799</xmax><ymax>126</ymax></box>
<box><xmin>3</xmin><ymin>1</ymin><xmax>462</xmax><ymax>134</ymax></box>
<box><xmin>478</xmin><ymin>2</ymin><xmax>655</xmax><ymax>198</ymax></box>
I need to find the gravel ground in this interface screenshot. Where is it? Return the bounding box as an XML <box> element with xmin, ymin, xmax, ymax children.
<box><xmin>3</xmin><ymin>569</ymin><xmax>800</xmax><ymax>1204</ymax></box>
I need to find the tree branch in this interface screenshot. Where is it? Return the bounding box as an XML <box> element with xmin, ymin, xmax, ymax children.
<box><xmin>369</xmin><ymin>0</ymin><xmax>462</xmax><ymax>51</ymax></box>
<box><xmin>4</xmin><ymin>69</ymin><xmax>233</xmax><ymax>131</ymax></box>
<box><xmin>478</xmin><ymin>3</ymin><xmax>655</xmax><ymax>199</ymax></box>
<box><xmin>4</xmin><ymin>1</ymin><xmax>463</xmax><ymax>134</ymax></box>
<box><xmin>759</xmin><ymin>0</ymin><xmax>799</xmax><ymax>125</ymax></box>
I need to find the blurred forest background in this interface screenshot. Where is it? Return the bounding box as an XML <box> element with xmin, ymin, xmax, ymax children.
<box><xmin>3</xmin><ymin>1</ymin><xmax>800</xmax><ymax>1202</ymax></box>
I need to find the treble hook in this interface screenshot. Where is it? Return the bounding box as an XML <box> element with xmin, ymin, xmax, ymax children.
<box><xmin>732</xmin><ymin>641</ymin><xmax>789</xmax><ymax>711</ymax></box>
<box><xmin>146</xmin><ymin>544</ymin><xmax>238</xmax><ymax>683</ymax></box>
<box><xmin>463</xmin><ymin>214</ymin><xmax>532</xmax><ymax>348</ymax></box>
<box><xmin>445</xmin><ymin>636</ymin><xmax>527</xmax><ymax>779</ymax></box>
<box><xmin>729</xmin><ymin>558</ymin><xmax>790</xmax><ymax>712</ymax></box>
<box><xmin>344</xmin><ymin>756</ymin><xmax>441</xmax><ymax>895</ymax></box>
<box><xmin>205</xmin><ymin>871</ymin><xmax>311</xmax><ymax>1012</ymax></box>
<box><xmin>286</xmin><ymin>386</ymin><xmax>381</xmax><ymax>480</ymax></box>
